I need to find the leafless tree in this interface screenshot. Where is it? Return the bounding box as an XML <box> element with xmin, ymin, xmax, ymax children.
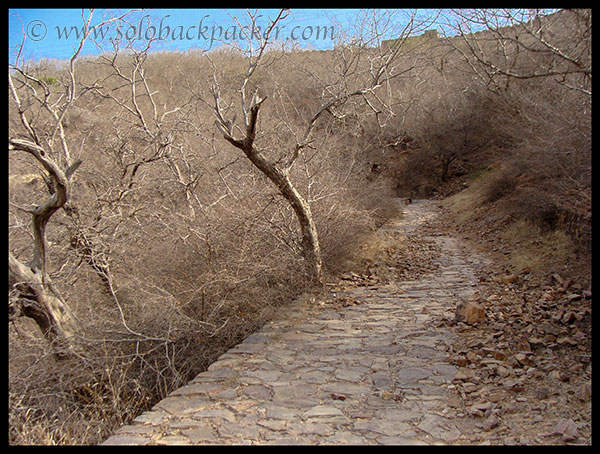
<box><xmin>9</xmin><ymin>139</ymin><xmax>82</xmax><ymax>357</ymax></box>
<box><xmin>9</xmin><ymin>9</ymin><xmax>139</xmax><ymax>356</ymax></box>
<box><xmin>444</xmin><ymin>9</ymin><xmax>591</xmax><ymax>95</ymax></box>
<box><xmin>209</xmin><ymin>9</ymin><xmax>435</xmax><ymax>285</ymax></box>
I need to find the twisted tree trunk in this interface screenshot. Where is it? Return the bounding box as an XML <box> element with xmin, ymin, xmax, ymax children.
<box><xmin>213</xmin><ymin>95</ymin><xmax>324</xmax><ymax>285</ymax></box>
<box><xmin>8</xmin><ymin>138</ymin><xmax>82</xmax><ymax>358</ymax></box>
<box><xmin>242</xmin><ymin>144</ymin><xmax>324</xmax><ymax>286</ymax></box>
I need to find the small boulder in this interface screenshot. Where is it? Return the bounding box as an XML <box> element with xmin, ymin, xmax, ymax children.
<box><xmin>455</xmin><ymin>301</ymin><xmax>486</xmax><ymax>324</ymax></box>
<box><xmin>502</xmin><ymin>274</ymin><xmax>516</xmax><ymax>284</ymax></box>
<box><xmin>482</xmin><ymin>414</ymin><xmax>500</xmax><ymax>431</ymax></box>
<box><xmin>575</xmin><ymin>383</ymin><xmax>591</xmax><ymax>402</ymax></box>
<box><xmin>551</xmin><ymin>418</ymin><xmax>579</xmax><ymax>441</ymax></box>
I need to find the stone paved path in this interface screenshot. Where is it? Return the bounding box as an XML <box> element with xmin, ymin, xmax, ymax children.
<box><xmin>102</xmin><ymin>200</ymin><xmax>489</xmax><ymax>445</ymax></box>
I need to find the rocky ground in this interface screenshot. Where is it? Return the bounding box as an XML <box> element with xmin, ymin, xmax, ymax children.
<box><xmin>444</xmin><ymin>220</ymin><xmax>592</xmax><ymax>445</ymax></box>
<box><xmin>339</xmin><ymin>200</ymin><xmax>592</xmax><ymax>445</ymax></box>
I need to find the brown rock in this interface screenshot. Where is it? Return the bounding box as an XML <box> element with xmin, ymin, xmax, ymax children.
<box><xmin>561</xmin><ymin>311</ymin><xmax>577</xmax><ymax>324</ymax></box>
<box><xmin>493</xmin><ymin>351</ymin><xmax>507</xmax><ymax>361</ymax></box>
<box><xmin>447</xmin><ymin>396</ymin><xmax>462</xmax><ymax>408</ymax></box>
<box><xmin>488</xmin><ymin>391</ymin><xmax>505</xmax><ymax>403</ymax></box>
<box><xmin>455</xmin><ymin>301</ymin><xmax>486</xmax><ymax>324</ymax></box>
<box><xmin>556</xmin><ymin>336</ymin><xmax>577</xmax><ymax>347</ymax></box>
<box><xmin>515</xmin><ymin>336</ymin><xmax>531</xmax><ymax>352</ymax></box>
<box><xmin>483</xmin><ymin>414</ymin><xmax>500</xmax><ymax>431</ymax></box>
<box><xmin>515</xmin><ymin>353</ymin><xmax>534</xmax><ymax>367</ymax></box>
<box><xmin>501</xmin><ymin>379</ymin><xmax>524</xmax><ymax>391</ymax></box>
<box><xmin>531</xmin><ymin>369</ymin><xmax>544</xmax><ymax>379</ymax></box>
<box><xmin>453</xmin><ymin>368</ymin><xmax>473</xmax><ymax>382</ymax></box>
<box><xmin>542</xmin><ymin>323</ymin><xmax>560</xmax><ymax>336</ymax></box>
<box><xmin>496</xmin><ymin>365</ymin><xmax>511</xmax><ymax>378</ymax></box>
<box><xmin>575</xmin><ymin>383</ymin><xmax>591</xmax><ymax>402</ymax></box>
<box><xmin>502</xmin><ymin>274</ymin><xmax>516</xmax><ymax>284</ymax></box>
<box><xmin>551</xmin><ymin>418</ymin><xmax>578</xmax><ymax>441</ymax></box>
<box><xmin>469</xmin><ymin>401</ymin><xmax>493</xmax><ymax>414</ymax></box>
<box><xmin>527</xmin><ymin>336</ymin><xmax>545</xmax><ymax>348</ymax></box>
<box><xmin>462</xmin><ymin>382</ymin><xmax>478</xmax><ymax>394</ymax></box>
<box><xmin>482</xmin><ymin>348</ymin><xmax>507</xmax><ymax>360</ymax></box>
<box><xmin>550</xmin><ymin>370</ymin><xmax>569</xmax><ymax>383</ymax></box>
<box><xmin>535</xmin><ymin>388</ymin><xmax>549</xmax><ymax>400</ymax></box>
<box><xmin>455</xmin><ymin>357</ymin><xmax>467</xmax><ymax>367</ymax></box>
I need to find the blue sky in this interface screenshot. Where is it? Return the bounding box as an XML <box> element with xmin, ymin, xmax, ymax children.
<box><xmin>8</xmin><ymin>8</ymin><xmax>381</xmax><ymax>63</ymax></box>
<box><xmin>8</xmin><ymin>9</ymin><xmax>559</xmax><ymax>64</ymax></box>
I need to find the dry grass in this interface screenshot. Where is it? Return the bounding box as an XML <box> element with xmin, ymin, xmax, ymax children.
<box><xmin>444</xmin><ymin>167</ymin><xmax>590</xmax><ymax>287</ymax></box>
<box><xmin>443</xmin><ymin>169</ymin><xmax>490</xmax><ymax>225</ymax></box>
<box><xmin>499</xmin><ymin>219</ymin><xmax>578</xmax><ymax>276</ymax></box>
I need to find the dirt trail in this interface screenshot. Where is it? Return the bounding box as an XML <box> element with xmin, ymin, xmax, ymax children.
<box><xmin>102</xmin><ymin>200</ymin><xmax>590</xmax><ymax>445</ymax></box>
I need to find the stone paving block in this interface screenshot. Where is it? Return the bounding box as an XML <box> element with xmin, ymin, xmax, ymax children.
<box><xmin>321</xmin><ymin>432</ymin><xmax>369</xmax><ymax>444</ymax></box>
<box><xmin>396</xmin><ymin>367</ymin><xmax>433</xmax><ymax>385</ymax></box>
<box><xmin>241</xmin><ymin>384</ymin><xmax>273</xmax><ymax>399</ymax></box>
<box><xmin>371</xmin><ymin>372</ymin><xmax>395</xmax><ymax>390</ymax></box>
<box><xmin>155</xmin><ymin>396</ymin><xmax>215</xmax><ymax>415</ymax></box>
<box><xmin>101</xmin><ymin>434</ymin><xmax>152</xmax><ymax>445</ymax></box>
<box><xmin>287</xmin><ymin>421</ymin><xmax>336</xmax><ymax>436</ymax></box>
<box><xmin>302</xmin><ymin>405</ymin><xmax>345</xmax><ymax>418</ymax></box>
<box><xmin>157</xmin><ymin>435</ymin><xmax>193</xmax><ymax>445</ymax></box>
<box><xmin>218</xmin><ymin>422</ymin><xmax>261</xmax><ymax>440</ymax></box>
<box><xmin>353</xmin><ymin>419</ymin><xmax>413</xmax><ymax>436</ymax></box>
<box><xmin>132</xmin><ymin>409</ymin><xmax>171</xmax><ymax>425</ymax></box>
<box><xmin>260</xmin><ymin>403</ymin><xmax>301</xmax><ymax>420</ymax></box>
<box><xmin>190</xmin><ymin>408</ymin><xmax>236</xmax><ymax>423</ymax></box>
<box><xmin>418</xmin><ymin>414</ymin><xmax>462</xmax><ymax>442</ymax></box>
<box><xmin>181</xmin><ymin>426</ymin><xmax>219</xmax><ymax>443</ymax></box>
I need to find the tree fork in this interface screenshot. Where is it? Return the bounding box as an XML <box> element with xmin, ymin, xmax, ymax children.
<box><xmin>214</xmin><ymin>94</ymin><xmax>324</xmax><ymax>285</ymax></box>
<box><xmin>9</xmin><ymin>138</ymin><xmax>82</xmax><ymax>358</ymax></box>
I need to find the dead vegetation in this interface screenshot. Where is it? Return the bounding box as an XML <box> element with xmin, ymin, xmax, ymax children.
<box><xmin>9</xmin><ymin>8</ymin><xmax>590</xmax><ymax>445</ymax></box>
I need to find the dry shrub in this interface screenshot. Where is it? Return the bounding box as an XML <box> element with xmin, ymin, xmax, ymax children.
<box><xmin>502</xmin><ymin>187</ymin><xmax>559</xmax><ymax>232</ymax></box>
<box><xmin>315</xmin><ymin>177</ymin><xmax>400</xmax><ymax>274</ymax></box>
<box><xmin>498</xmin><ymin>217</ymin><xmax>583</xmax><ymax>282</ymax></box>
<box><xmin>10</xmin><ymin>42</ymin><xmax>404</xmax><ymax>445</ymax></box>
<box><xmin>484</xmin><ymin>170</ymin><xmax>519</xmax><ymax>204</ymax></box>
<box><xmin>9</xmin><ymin>321</ymin><xmax>156</xmax><ymax>444</ymax></box>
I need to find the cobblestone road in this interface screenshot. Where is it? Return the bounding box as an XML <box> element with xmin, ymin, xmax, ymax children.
<box><xmin>102</xmin><ymin>200</ymin><xmax>489</xmax><ymax>445</ymax></box>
